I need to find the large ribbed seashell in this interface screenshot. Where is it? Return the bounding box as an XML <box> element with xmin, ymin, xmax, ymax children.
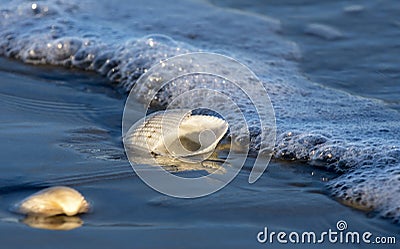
<box><xmin>16</xmin><ymin>186</ymin><xmax>90</xmax><ymax>217</ymax></box>
<box><xmin>124</xmin><ymin>110</ymin><xmax>229</xmax><ymax>159</ymax></box>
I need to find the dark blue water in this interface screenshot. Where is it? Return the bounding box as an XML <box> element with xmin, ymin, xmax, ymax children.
<box><xmin>210</xmin><ymin>0</ymin><xmax>400</xmax><ymax>111</ymax></box>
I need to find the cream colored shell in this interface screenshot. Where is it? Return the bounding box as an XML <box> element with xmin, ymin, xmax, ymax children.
<box><xmin>17</xmin><ymin>186</ymin><xmax>90</xmax><ymax>217</ymax></box>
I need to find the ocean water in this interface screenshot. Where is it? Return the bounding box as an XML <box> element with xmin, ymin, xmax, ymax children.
<box><xmin>0</xmin><ymin>0</ymin><xmax>399</xmax><ymax>248</ymax></box>
<box><xmin>210</xmin><ymin>0</ymin><xmax>400</xmax><ymax>111</ymax></box>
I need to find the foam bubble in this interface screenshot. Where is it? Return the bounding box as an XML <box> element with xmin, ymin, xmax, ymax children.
<box><xmin>304</xmin><ymin>23</ymin><xmax>344</xmax><ymax>40</ymax></box>
<box><xmin>343</xmin><ymin>5</ymin><xmax>365</xmax><ymax>14</ymax></box>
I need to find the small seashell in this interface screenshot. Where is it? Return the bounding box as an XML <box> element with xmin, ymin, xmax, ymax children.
<box><xmin>16</xmin><ymin>186</ymin><xmax>90</xmax><ymax>217</ymax></box>
<box><xmin>125</xmin><ymin>110</ymin><xmax>229</xmax><ymax>159</ymax></box>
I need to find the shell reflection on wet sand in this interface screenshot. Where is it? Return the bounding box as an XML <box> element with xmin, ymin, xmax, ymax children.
<box><xmin>153</xmin><ymin>154</ymin><xmax>229</xmax><ymax>174</ymax></box>
<box><xmin>17</xmin><ymin>186</ymin><xmax>90</xmax><ymax>217</ymax></box>
<box><xmin>23</xmin><ymin>215</ymin><xmax>83</xmax><ymax>231</ymax></box>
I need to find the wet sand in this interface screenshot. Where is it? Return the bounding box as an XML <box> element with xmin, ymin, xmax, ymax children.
<box><xmin>0</xmin><ymin>58</ymin><xmax>398</xmax><ymax>248</ymax></box>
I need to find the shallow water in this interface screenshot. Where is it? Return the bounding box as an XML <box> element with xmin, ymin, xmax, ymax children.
<box><xmin>0</xmin><ymin>0</ymin><xmax>399</xmax><ymax>248</ymax></box>
<box><xmin>210</xmin><ymin>0</ymin><xmax>400</xmax><ymax>111</ymax></box>
<box><xmin>2</xmin><ymin>57</ymin><xmax>398</xmax><ymax>248</ymax></box>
